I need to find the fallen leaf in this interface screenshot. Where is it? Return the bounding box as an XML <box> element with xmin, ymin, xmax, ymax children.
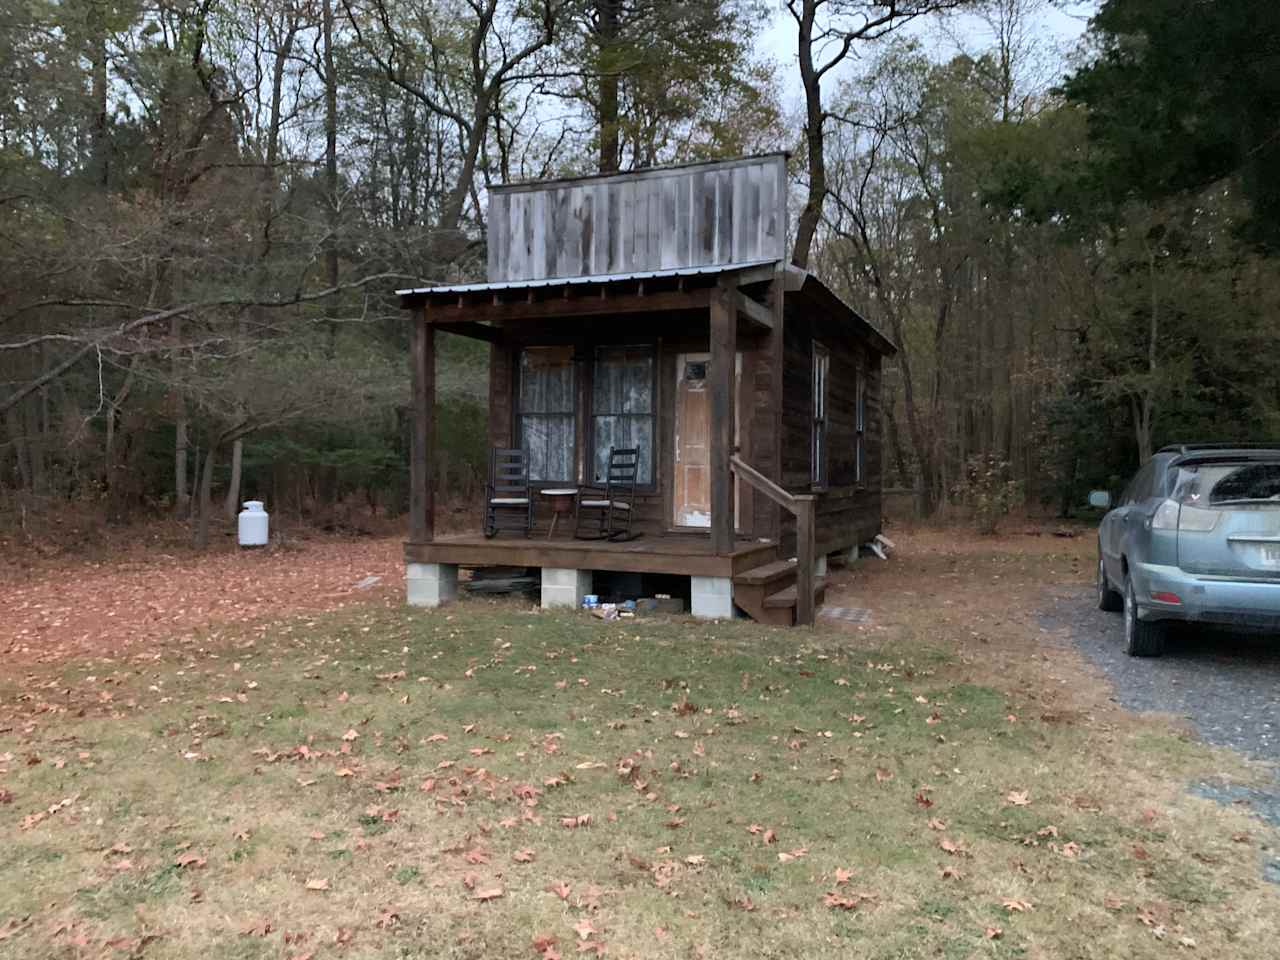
<box><xmin>1002</xmin><ymin>898</ymin><xmax>1034</xmax><ymax>913</ymax></box>
<box><xmin>473</xmin><ymin>886</ymin><xmax>504</xmax><ymax>902</ymax></box>
<box><xmin>533</xmin><ymin>934</ymin><xmax>560</xmax><ymax>959</ymax></box>
<box><xmin>174</xmin><ymin>852</ymin><xmax>207</xmax><ymax>869</ymax></box>
<box><xmin>1005</xmin><ymin>790</ymin><xmax>1031</xmax><ymax>807</ymax></box>
<box><xmin>342</xmin><ymin>729</ymin><xmax>359</xmax><ymax>742</ymax></box>
<box><xmin>777</xmin><ymin>847</ymin><xmax>808</xmax><ymax>863</ymax></box>
<box><xmin>927</xmin><ymin>817</ymin><xmax>947</xmax><ymax>831</ymax></box>
<box><xmin>985</xmin><ymin>926</ymin><xmax>1003</xmax><ymax>940</ymax></box>
<box><xmin>304</xmin><ymin>878</ymin><xmax>330</xmax><ymax>891</ymax></box>
<box><xmin>545</xmin><ymin>881</ymin><xmax>571</xmax><ymax>900</ymax></box>
<box><xmin>572</xmin><ymin>918</ymin><xmax>597</xmax><ymax>940</ymax></box>
<box><xmin>874</xmin><ymin>767</ymin><xmax>893</xmax><ymax>783</ymax></box>
<box><xmin>513</xmin><ymin>849</ymin><xmax>536</xmax><ymax>863</ymax></box>
<box><xmin>834</xmin><ymin>867</ymin><xmax>853</xmax><ymax>885</ymax></box>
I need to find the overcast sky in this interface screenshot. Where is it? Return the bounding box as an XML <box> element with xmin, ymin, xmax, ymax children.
<box><xmin>756</xmin><ymin>2</ymin><xmax>1097</xmax><ymax>108</ymax></box>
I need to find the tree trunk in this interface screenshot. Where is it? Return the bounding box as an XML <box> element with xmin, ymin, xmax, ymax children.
<box><xmin>322</xmin><ymin>0</ymin><xmax>339</xmax><ymax>354</ymax></box>
<box><xmin>792</xmin><ymin>0</ymin><xmax>824</xmax><ymax>270</ymax></box>
<box><xmin>4</xmin><ymin>406</ymin><xmax>31</xmax><ymax>491</ymax></box>
<box><xmin>223</xmin><ymin>438</ymin><xmax>243</xmax><ymax>519</ymax></box>
<box><xmin>596</xmin><ymin>0</ymin><xmax>621</xmax><ymax>172</ymax></box>
<box><xmin>89</xmin><ymin>11</ymin><xmax>109</xmax><ymax>187</ymax></box>
<box><xmin>193</xmin><ymin>441</ymin><xmax>219</xmax><ymax>549</ymax></box>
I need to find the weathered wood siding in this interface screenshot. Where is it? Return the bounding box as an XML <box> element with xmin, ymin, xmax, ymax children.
<box><xmin>487</xmin><ymin>155</ymin><xmax>787</xmax><ymax>283</ymax></box>
<box><xmin>779</xmin><ymin>303</ymin><xmax>884</xmax><ymax>556</ymax></box>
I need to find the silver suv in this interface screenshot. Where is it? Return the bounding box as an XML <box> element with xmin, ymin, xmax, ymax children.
<box><xmin>1096</xmin><ymin>444</ymin><xmax>1280</xmax><ymax>656</ymax></box>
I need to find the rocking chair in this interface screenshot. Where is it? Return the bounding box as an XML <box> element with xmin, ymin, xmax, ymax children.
<box><xmin>575</xmin><ymin>447</ymin><xmax>641</xmax><ymax>541</ymax></box>
<box><xmin>483</xmin><ymin>447</ymin><xmax>533</xmax><ymax>538</ymax></box>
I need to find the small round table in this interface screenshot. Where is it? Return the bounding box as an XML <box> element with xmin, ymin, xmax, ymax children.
<box><xmin>540</xmin><ymin>488</ymin><xmax>579</xmax><ymax>539</ymax></box>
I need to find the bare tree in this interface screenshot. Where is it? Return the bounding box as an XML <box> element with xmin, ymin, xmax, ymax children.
<box><xmin>788</xmin><ymin>0</ymin><xmax>969</xmax><ymax>270</ymax></box>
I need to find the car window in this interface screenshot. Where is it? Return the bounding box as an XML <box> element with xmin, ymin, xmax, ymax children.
<box><xmin>1125</xmin><ymin>463</ymin><xmax>1155</xmax><ymax>505</ymax></box>
<box><xmin>1170</xmin><ymin>460</ymin><xmax>1280</xmax><ymax>506</ymax></box>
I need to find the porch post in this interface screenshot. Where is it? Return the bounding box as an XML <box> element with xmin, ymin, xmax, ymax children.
<box><xmin>410</xmin><ymin>307</ymin><xmax>435</xmax><ymax>542</ymax></box>
<box><xmin>710</xmin><ymin>280</ymin><xmax>736</xmax><ymax>556</ymax></box>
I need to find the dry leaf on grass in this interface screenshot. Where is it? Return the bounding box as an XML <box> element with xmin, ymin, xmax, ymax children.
<box><xmin>304</xmin><ymin>878</ymin><xmax>330</xmax><ymax>891</ymax></box>
<box><xmin>473</xmin><ymin>886</ymin><xmax>504</xmax><ymax>902</ymax></box>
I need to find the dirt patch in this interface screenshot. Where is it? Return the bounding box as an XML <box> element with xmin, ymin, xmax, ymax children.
<box><xmin>0</xmin><ymin>535</ymin><xmax>402</xmax><ymax>667</ymax></box>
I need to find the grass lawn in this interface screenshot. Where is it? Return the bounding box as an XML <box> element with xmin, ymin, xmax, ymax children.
<box><xmin>1</xmin><ymin>532</ymin><xmax>1278</xmax><ymax>958</ymax></box>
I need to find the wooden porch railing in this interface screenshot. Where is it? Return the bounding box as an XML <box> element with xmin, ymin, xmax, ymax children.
<box><xmin>729</xmin><ymin>455</ymin><xmax>817</xmax><ymax>626</ymax></box>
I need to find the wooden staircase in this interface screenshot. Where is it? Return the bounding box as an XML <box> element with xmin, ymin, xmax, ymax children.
<box><xmin>727</xmin><ymin>455</ymin><xmax>822</xmax><ymax>626</ymax></box>
<box><xmin>732</xmin><ymin>557</ymin><xmax>828</xmax><ymax>626</ymax></box>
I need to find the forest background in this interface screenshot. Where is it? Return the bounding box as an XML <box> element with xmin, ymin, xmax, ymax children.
<box><xmin>3</xmin><ymin>0</ymin><xmax>1277</xmax><ymax>542</ymax></box>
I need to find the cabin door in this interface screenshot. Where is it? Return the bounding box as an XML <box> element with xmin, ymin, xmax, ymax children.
<box><xmin>672</xmin><ymin>352</ymin><xmax>741</xmax><ymax>529</ymax></box>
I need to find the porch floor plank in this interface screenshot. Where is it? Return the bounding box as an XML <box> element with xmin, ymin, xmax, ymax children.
<box><xmin>405</xmin><ymin>533</ymin><xmax>776</xmax><ymax>578</ymax></box>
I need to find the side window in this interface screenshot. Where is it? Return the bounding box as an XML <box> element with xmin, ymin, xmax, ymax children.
<box><xmin>811</xmin><ymin>342</ymin><xmax>830</xmax><ymax>487</ymax></box>
<box><xmin>1125</xmin><ymin>463</ymin><xmax>1155</xmax><ymax>505</ymax></box>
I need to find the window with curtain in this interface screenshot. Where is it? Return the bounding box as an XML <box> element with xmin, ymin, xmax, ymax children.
<box><xmin>518</xmin><ymin>346</ymin><xmax>576</xmax><ymax>482</ymax></box>
<box><xmin>591</xmin><ymin>346</ymin><xmax>654</xmax><ymax>484</ymax></box>
<box><xmin>812</xmin><ymin>342</ymin><xmax>829</xmax><ymax>487</ymax></box>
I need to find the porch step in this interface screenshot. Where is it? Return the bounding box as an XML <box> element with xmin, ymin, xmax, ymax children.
<box><xmin>763</xmin><ymin>576</ymin><xmax>829</xmax><ymax>609</ymax></box>
<box><xmin>732</xmin><ymin>557</ymin><xmax>798</xmax><ymax>587</ymax></box>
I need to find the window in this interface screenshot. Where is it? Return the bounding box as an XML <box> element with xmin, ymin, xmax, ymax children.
<box><xmin>855</xmin><ymin>369</ymin><xmax>866</xmax><ymax>484</ymax></box>
<box><xmin>1123</xmin><ymin>461</ymin><xmax>1156</xmax><ymax>506</ymax></box>
<box><xmin>518</xmin><ymin>346</ymin><xmax>575</xmax><ymax>482</ymax></box>
<box><xmin>591</xmin><ymin>346</ymin><xmax>654</xmax><ymax>485</ymax></box>
<box><xmin>812</xmin><ymin>342</ymin><xmax>829</xmax><ymax>487</ymax></box>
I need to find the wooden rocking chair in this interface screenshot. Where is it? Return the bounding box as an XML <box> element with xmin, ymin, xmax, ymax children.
<box><xmin>484</xmin><ymin>448</ymin><xmax>533</xmax><ymax>538</ymax></box>
<box><xmin>575</xmin><ymin>447</ymin><xmax>641</xmax><ymax>541</ymax></box>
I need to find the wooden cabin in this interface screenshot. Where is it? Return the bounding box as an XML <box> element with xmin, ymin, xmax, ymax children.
<box><xmin>398</xmin><ymin>153</ymin><xmax>895</xmax><ymax>625</ymax></box>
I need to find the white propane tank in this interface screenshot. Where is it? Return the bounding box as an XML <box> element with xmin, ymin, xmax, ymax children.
<box><xmin>238</xmin><ymin>500</ymin><xmax>269</xmax><ymax>547</ymax></box>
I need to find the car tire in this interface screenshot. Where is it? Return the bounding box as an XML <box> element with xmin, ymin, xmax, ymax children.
<box><xmin>1124</xmin><ymin>576</ymin><xmax>1166</xmax><ymax>657</ymax></box>
<box><xmin>1097</xmin><ymin>551</ymin><xmax>1123</xmax><ymax>612</ymax></box>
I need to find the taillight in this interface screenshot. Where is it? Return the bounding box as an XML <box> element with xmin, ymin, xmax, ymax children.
<box><xmin>1178</xmin><ymin>504</ymin><xmax>1219</xmax><ymax>532</ymax></box>
<box><xmin>1151</xmin><ymin>499</ymin><xmax>1219</xmax><ymax>532</ymax></box>
<box><xmin>1152</xmin><ymin>499</ymin><xmax>1179</xmax><ymax>529</ymax></box>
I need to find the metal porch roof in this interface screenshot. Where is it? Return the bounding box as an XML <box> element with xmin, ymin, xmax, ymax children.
<box><xmin>394</xmin><ymin>260</ymin><xmax>779</xmax><ymax>298</ymax></box>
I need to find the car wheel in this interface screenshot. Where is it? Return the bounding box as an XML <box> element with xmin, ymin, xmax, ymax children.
<box><xmin>1124</xmin><ymin>575</ymin><xmax>1166</xmax><ymax>657</ymax></box>
<box><xmin>1097</xmin><ymin>551</ymin><xmax>1123</xmax><ymax>612</ymax></box>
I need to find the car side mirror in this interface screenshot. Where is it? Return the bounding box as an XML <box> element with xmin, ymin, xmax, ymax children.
<box><xmin>1088</xmin><ymin>490</ymin><xmax>1112</xmax><ymax>510</ymax></box>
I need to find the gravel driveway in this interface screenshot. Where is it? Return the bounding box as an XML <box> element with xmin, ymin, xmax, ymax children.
<box><xmin>1042</xmin><ymin>587</ymin><xmax>1280</xmax><ymax>763</ymax></box>
<box><xmin>1042</xmin><ymin>587</ymin><xmax>1280</xmax><ymax>880</ymax></box>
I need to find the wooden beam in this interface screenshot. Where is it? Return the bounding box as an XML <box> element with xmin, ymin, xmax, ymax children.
<box><xmin>735</xmin><ymin>263</ymin><xmax>779</xmax><ymax>287</ymax></box>
<box><xmin>434</xmin><ymin>321</ymin><xmax>502</xmax><ymax>344</ymax></box>
<box><xmin>765</xmin><ymin>268</ymin><xmax>786</xmax><ymax>542</ymax></box>
<box><xmin>422</xmin><ymin>287</ymin><xmax>709</xmax><ymax>325</ymax></box>
<box><xmin>795</xmin><ymin>496</ymin><xmax>816</xmax><ymax>626</ymax></box>
<box><xmin>409</xmin><ymin>309</ymin><xmax>436</xmax><ymax>543</ymax></box>
<box><xmin>735</xmin><ymin>292</ymin><xmax>774</xmax><ymax>330</ymax></box>
<box><xmin>710</xmin><ymin>281</ymin><xmax>736</xmax><ymax>556</ymax></box>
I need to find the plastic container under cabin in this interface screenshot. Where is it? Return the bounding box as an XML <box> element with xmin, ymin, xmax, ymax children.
<box><xmin>238</xmin><ymin>500</ymin><xmax>269</xmax><ymax>547</ymax></box>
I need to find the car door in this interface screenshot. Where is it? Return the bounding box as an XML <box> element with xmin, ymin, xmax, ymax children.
<box><xmin>1105</xmin><ymin>464</ymin><xmax>1149</xmax><ymax>580</ymax></box>
<box><xmin>1120</xmin><ymin>460</ymin><xmax>1164</xmax><ymax>567</ymax></box>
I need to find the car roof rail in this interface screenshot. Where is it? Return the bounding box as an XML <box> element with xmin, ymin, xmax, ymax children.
<box><xmin>1159</xmin><ymin>442</ymin><xmax>1280</xmax><ymax>455</ymax></box>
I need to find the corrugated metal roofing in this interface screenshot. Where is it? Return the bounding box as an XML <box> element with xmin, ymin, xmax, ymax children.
<box><xmin>394</xmin><ymin>260</ymin><xmax>779</xmax><ymax>298</ymax></box>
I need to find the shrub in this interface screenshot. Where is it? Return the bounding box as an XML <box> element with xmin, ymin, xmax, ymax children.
<box><xmin>953</xmin><ymin>454</ymin><xmax>1022</xmax><ymax>535</ymax></box>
